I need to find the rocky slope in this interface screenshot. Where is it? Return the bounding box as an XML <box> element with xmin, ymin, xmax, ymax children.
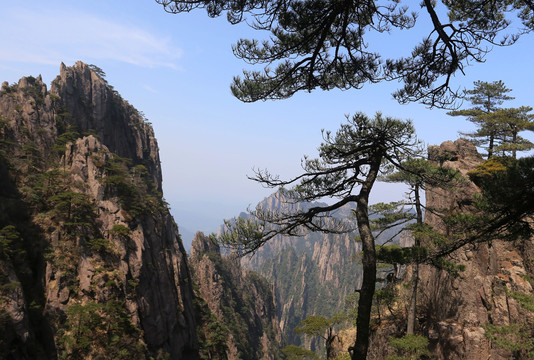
<box><xmin>0</xmin><ymin>62</ymin><xmax>197</xmax><ymax>359</ymax></box>
<box><xmin>189</xmin><ymin>232</ymin><xmax>283</xmax><ymax>360</ymax></box>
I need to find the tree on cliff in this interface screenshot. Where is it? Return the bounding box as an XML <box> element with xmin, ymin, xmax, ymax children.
<box><xmin>380</xmin><ymin>158</ymin><xmax>460</xmax><ymax>334</ymax></box>
<box><xmin>448</xmin><ymin>81</ymin><xmax>534</xmax><ymax>158</ymax></box>
<box><xmin>157</xmin><ymin>0</ymin><xmax>534</xmax><ymax>107</ymax></box>
<box><xmin>217</xmin><ymin>112</ymin><xmax>420</xmax><ymax>360</ymax></box>
<box><xmin>293</xmin><ymin>314</ymin><xmax>346</xmax><ymax>359</ymax></box>
<box><xmin>492</xmin><ymin>106</ymin><xmax>534</xmax><ymax>158</ymax></box>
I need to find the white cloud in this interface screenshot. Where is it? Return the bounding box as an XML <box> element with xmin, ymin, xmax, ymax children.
<box><xmin>143</xmin><ymin>85</ymin><xmax>158</xmax><ymax>93</ymax></box>
<box><xmin>0</xmin><ymin>7</ymin><xmax>182</xmax><ymax>69</ymax></box>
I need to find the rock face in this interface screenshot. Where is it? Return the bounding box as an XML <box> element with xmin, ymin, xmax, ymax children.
<box><xmin>0</xmin><ymin>63</ymin><xmax>197</xmax><ymax>359</ymax></box>
<box><xmin>364</xmin><ymin>139</ymin><xmax>534</xmax><ymax>359</ymax></box>
<box><xmin>189</xmin><ymin>232</ymin><xmax>283</xmax><ymax>359</ymax></box>
<box><xmin>416</xmin><ymin>139</ymin><xmax>534</xmax><ymax>359</ymax></box>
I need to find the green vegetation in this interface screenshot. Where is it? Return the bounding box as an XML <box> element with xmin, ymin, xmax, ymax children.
<box><xmin>448</xmin><ymin>81</ymin><xmax>534</xmax><ymax>158</ymax></box>
<box><xmin>53</xmin><ymin>126</ymin><xmax>80</xmax><ymax>155</ymax></box>
<box><xmin>193</xmin><ymin>243</ymin><xmax>283</xmax><ymax>360</ymax></box>
<box><xmin>0</xmin><ymin>226</ymin><xmax>24</xmax><ymax>261</ymax></box>
<box><xmin>57</xmin><ymin>300</ymin><xmax>145</xmax><ymax>359</ymax></box>
<box><xmin>387</xmin><ymin>334</ymin><xmax>430</xmax><ymax>360</ymax></box>
<box><xmin>100</xmin><ymin>154</ymin><xmax>166</xmax><ymax>219</ymax></box>
<box><xmin>0</xmin><ymin>63</ymin><xmax>181</xmax><ymax>359</ymax></box>
<box><xmin>21</xmin><ymin>76</ymin><xmax>45</xmax><ymax>108</ymax></box>
<box><xmin>88</xmin><ymin>64</ymin><xmax>107</xmax><ymax>81</ymax></box>
<box><xmin>294</xmin><ymin>314</ymin><xmax>346</xmax><ymax>359</ymax></box>
<box><xmin>282</xmin><ymin>345</ymin><xmax>318</xmax><ymax>360</ymax></box>
<box><xmin>86</xmin><ymin>238</ymin><xmax>115</xmax><ymax>254</ymax></box>
<box><xmin>484</xmin><ymin>290</ymin><xmax>534</xmax><ymax>357</ymax></box>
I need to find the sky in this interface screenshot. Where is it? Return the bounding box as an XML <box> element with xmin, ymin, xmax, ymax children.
<box><xmin>1</xmin><ymin>1</ymin><xmax>533</xmax><ymax>249</ymax></box>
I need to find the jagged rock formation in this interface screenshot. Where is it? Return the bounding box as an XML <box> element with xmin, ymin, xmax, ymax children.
<box><xmin>416</xmin><ymin>139</ymin><xmax>534</xmax><ymax>359</ymax></box>
<box><xmin>189</xmin><ymin>232</ymin><xmax>283</xmax><ymax>359</ymax></box>
<box><xmin>364</xmin><ymin>139</ymin><xmax>534</xmax><ymax>359</ymax></box>
<box><xmin>0</xmin><ymin>62</ymin><xmax>197</xmax><ymax>359</ymax></box>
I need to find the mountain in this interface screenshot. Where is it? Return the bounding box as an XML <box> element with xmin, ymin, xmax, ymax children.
<box><xmin>238</xmin><ymin>195</ymin><xmax>354</xmax><ymax>352</ymax></box>
<box><xmin>0</xmin><ymin>62</ymin><xmax>282</xmax><ymax>360</ymax></box>
<box><xmin>0</xmin><ymin>62</ymin><xmax>198</xmax><ymax>359</ymax></box>
<box><xmin>189</xmin><ymin>232</ymin><xmax>283</xmax><ymax>359</ymax></box>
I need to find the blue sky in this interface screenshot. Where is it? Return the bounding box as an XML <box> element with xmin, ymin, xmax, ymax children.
<box><xmin>1</xmin><ymin>1</ymin><xmax>533</xmax><ymax>248</ymax></box>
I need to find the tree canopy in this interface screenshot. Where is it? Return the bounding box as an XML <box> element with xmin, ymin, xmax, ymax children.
<box><xmin>157</xmin><ymin>0</ymin><xmax>534</xmax><ymax>107</ymax></box>
<box><xmin>448</xmin><ymin>81</ymin><xmax>534</xmax><ymax>158</ymax></box>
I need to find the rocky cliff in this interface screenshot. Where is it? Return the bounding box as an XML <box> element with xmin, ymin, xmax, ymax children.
<box><xmin>361</xmin><ymin>139</ymin><xmax>534</xmax><ymax>359</ymax></box>
<box><xmin>416</xmin><ymin>139</ymin><xmax>534</xmax><ymax>359</ymax></box>
<box><xmin>0</xmin><ymin>62</ymin><xmax>197</xmax><ymax>359</ymax></box>
<box><xmin>189</xmin><ymin>232</ymin><xmax>283</xmax><ymax>359</ymax></box>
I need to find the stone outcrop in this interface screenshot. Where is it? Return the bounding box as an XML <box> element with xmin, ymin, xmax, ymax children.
<box><xmin>365</xmin><ymin>139</ymin><xmax>534</xmax><ymax>359</ymax></box>
<box><xmin>0</xmin><ymin>62</ymin><xmax>197</xmax><ymax>359</ymax></box>
<box><xmin>190</xmin><ymin>232</ymin><xmax>283</xmax><ymax>360</ymax></box>
<box><xmin>51</xmin><ymin>62</ymin><xmax>162</xmax><ymax>190</ymax></box>
<box><xmin>416</xmin><ymin>139</ymin><xmax>534</xmax><ymax>359</ymax></box>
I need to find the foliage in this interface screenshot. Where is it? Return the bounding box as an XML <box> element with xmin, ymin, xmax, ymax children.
<box><xmin>220</xmin><ymin>112</ymin><xmax>419</xmax><ymax>254</ymax></box>
<box><xmin>373</xmin><ymin>284</ymin><xmax>398</xmax><ymax>322</ymax></box>
<box><xmin>333</xmin><ymin>354</ymin><xmax>352</xmax><ymax>360</ymax></box>
<box><xmin>57</xmin><ymin>300</ymin><xmax>144</xmax><ymax>359</ymax></box>
<box><xmin>0</xmin><ymin>225</ymin><xmax>24</xmax><ymax>260</ymax></box>
<box><xmin>49</xmin><ymin>190</ymin><xmax>96</xmax><ymax>228</ymax></box>
<box><xmin>484</xmin><ymin>323</ymin><xmax>534</xmax><ymax>358</ymax></box>
<box><xmin>21</xmin><ymin>76</ymin><xmax>45</xmax><ymax>108</ymax></box>
<box><xmin>101</xmin><ymin>155</ymin><xmax>165</xmax><ymax>219</ymax></box>
<box><xmin>282</xmin><ymin>345</ymin><xmax>319</xmax><ymax>360</ymax></box>
<box><xmin>467</xmin><ymin>157</ymin><xmax>508</xmax><ymax>179</ymax></box>
<box><xmin>294</xmin><ymin>314</ymin><xmax>345</xmax><ymax>338</ymax></box>
<box><xmin>88</xmin><ymin>64</ymin><xmax>107</xmax><ymax>81</ymax></box>
<box><xmin>376</xmin><ymin>244</ymin><xmax>426</xmax><ymax>268</ymax></box>
<box><xmin>193</xmin><ymin>244</ymin><xmax>282</xmax><ymax>359</ymax></box>
<box><xmin>193</xmin><ymin>287</ymin><xmax>230</xmax><ymax>359</ymax></box>
<box><xmin>158</xmin><ymin>0</ymin><xmax>534</xmax><ymax>108</ymax></box>
<box><xmin>109</xmin><ymin>224</ymin><xmax>131</xmax><ymax>237</ymax></box>
<box><xmin>492</xmin><ymin>106</ymin><xmax>534</xmax><ymax>158</ymax></box>
<box><xmin>386</xmin><ymin>334</ymin><xmax>430</xmax><ymax>360</ymax></box>
<box><xmin>251</xmin><ymin>240</ymin><xmax>360</xmax><ymax>352</ymax></box>
<box><xmin>469</xmin><ymin>156</ymin><xmax>534</xmax><ymax>242</ymax></box>
<box><xmin>86</xmin><ymin>238</ymin><xmax>115</xmax><ymax>254</ymax></box>
<box><xmin>448</xmin><ymin>81</ymin><xmax>534</xmax><ymax>158</ymax></box>
<box><xmin>483</xmin><ymin>290</ymin><xmax>534</xmax><ymax>357</ymax></box>
<box><xmin>507</xmin><ymin>290</ymin><xmax>534</xmax><ymax>313</ymax></box>
<box><xmin>53</xmin><ymin>126</ymin><xmax>80</xmax><ymax>155</ymax></box>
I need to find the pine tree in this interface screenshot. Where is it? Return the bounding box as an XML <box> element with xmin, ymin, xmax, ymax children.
<box><xmin>448</xmin><ymin>80</ymin><xmax>513</xmax><ymax>158</ymax></box>
<box><xmin>217</xmin><ymin>112</ymin><xmax>420</xmax><ymax>360</ymax></box>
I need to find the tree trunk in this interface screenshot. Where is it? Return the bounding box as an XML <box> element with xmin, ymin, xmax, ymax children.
<box><xmin>326</xmin><ymin>327</ymin><xmax>335</xmax><ymax>359</ymax></box>
<box><xmin>406</xmin><ymin>263</ymin><xmax>419</xmax><ymax>335</ymax></box>
<box><xmin>407</xmin><ymin>185</ymin><xmax>423</xmax><ymax>335</ymax></box>
<box><xmin>488</xmin><ymin>134</ymin><xmax>494</xmax><ymax>159</ymax></box>
<box><xmin>351</xmin><ymin>157</ymin><xmax>381</xmax><ymax>360</ymax></box>
<box><xmin>512</xmin><ymin>129</ymin><xmax>517</xmax><ymax>159</ymax></box>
